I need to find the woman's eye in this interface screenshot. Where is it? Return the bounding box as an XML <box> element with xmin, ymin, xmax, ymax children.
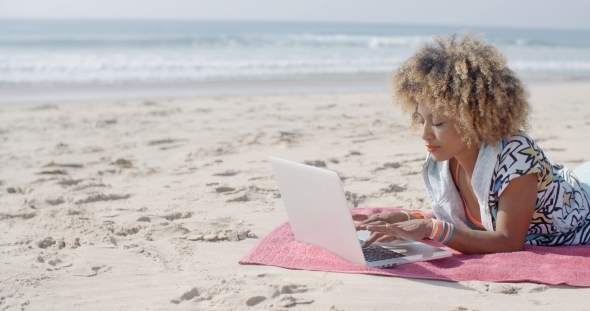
<box><xmin>432</xmin><ymin>122</ymin><xmax>443</xmax><ymax>127</ymax></box>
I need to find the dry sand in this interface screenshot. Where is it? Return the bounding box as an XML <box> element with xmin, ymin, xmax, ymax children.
<box><xmin>1</xmin><ymin>82</ymin><xmax>590</xmax><ymax>310</ymax></box>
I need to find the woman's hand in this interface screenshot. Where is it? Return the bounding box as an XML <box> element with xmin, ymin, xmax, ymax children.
<box><xmin>352</xmin><ymin>212</ymin><xmax>399</xmax><ymax>229</ymax></box>
<box><xmin>361</xmin><ymin>219</ymin><xmax>432</xmax><ymax>246</ymax></box>
<box><xmin>351</xmin><ymin>212</ymin><xmax>426</xmax><ymax>247</ymax></box>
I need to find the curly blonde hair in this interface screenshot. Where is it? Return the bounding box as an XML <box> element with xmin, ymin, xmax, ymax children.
<box><xmin>389</xmin><ymin>32</ymin><xmax>530</xmax><ymax>146</ymax></box>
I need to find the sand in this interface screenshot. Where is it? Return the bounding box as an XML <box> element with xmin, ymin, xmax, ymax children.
<box><xmin>1</xmin><ymin>81</ymin><xmax>590</xmax><ymax>310</ymax></box>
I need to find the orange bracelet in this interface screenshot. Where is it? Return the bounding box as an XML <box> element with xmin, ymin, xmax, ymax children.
<box><xmin>410</xmin><ymin>211</ymin><xmax>427</xmax><ymax>219</ymax></box>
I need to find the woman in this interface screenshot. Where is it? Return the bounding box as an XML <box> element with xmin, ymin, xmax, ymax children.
<box><xmin>354</xmin><ymin>33</ymin><xmax>590</xmax><ymax>254</ymax></box>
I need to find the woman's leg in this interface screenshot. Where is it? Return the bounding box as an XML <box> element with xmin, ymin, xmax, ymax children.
<box><xmin>574</xmin><ymin>161</ymin><xmax>590</xmax><ymax>198</ymax></box>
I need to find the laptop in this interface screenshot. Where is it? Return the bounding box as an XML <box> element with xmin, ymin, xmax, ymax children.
<box><xmin>269</xmin><ymin>156</ymin><xmax>452</xmax><ymax>268</ymax></box>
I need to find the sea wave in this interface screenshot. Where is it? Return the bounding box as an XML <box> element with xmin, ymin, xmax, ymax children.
<box><xmin>2</xmin><ymin>33</ymin><xmax>587</xmax><ymax>49</ymax></box>
<box><xmin>2</xmin><ymin>20</ymin><xmax>590</xmax><ymax>85</ymax></box>
<box><xmin>2</xmin><ymin>54</ymin><xmax>590</xmax><ymax>85</ymax></box>
<box><xmin>0</xmin><ymin>34</ymin><xmax>434</xmax><ymax>49</ymax></box>
<box><xmin>510</xmin><ymin>60</ymin><xmax>590</xmax><ymax>71</ymax></box>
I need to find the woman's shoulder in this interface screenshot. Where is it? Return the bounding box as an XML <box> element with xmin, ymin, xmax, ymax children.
<box><xmin>501</xmin><ymin>132</ymin><xmax>539</xmax><ymax>150</ymax></box>
<box><xmin>497</xmin><ymin>132</ymin><xmax>548</xmax><ymax>161</ymax></box>
<box><xmin>491</xmin><ymin>132</ymin><xmax>550</xmax><ymax>196</ymax></box>
<box><xmin>494</xmin><ymin>132</ymin><xmax>550</xmax><ymax>176</ymax></box>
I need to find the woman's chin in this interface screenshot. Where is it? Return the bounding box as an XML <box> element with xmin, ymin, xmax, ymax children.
<box><xmin>430</xmin><ymin>152</ymin><xmax>450</xmax><ymax>162</ymax></box>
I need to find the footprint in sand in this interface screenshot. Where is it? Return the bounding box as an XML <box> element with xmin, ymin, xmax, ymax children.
<box><xmin>213</xmin><ymin>171</ymin><xmax>239</xmax><ymax>177</ymax></box>
<box><xmin>198</xmin><ymin>229</ymin><xmax>256</xmax><ymax>242</ymax></box>
<box><xmin>244</xmin><ymin>286</ymin><xmax>279</xmax><ymax>306</ymax></box>
<box><xmin>113</xmin><ymin>158</ymin><xmax>132</xmax><ymax>168</ymax></box>
<box><xmin>277</xmin><ymin>131</ymin><xmax>300</xmax><ymax>144</ymax></box>
<box><xmin>243</xmin><ymin>284</ymin><xmax>313</xmax><ymax>308</ymax></box>
<box><xmin>72</xmin><ymin>182</ymin><xmax>108</xmax><ymax>191</ymax></box>
<box><xmin>36</xmin><ymin>169</ymin><xmax>68</xmax><ymax>175</ymax></box>
<box><xmin>75</xmin><ymin>193</ymin><xmax>131</xmax><ymax>204</ymax></box>
<box><xmin>0</xmin><ymin>211</ymin><xmax>35</xmax><ymax>221</ymax></box>
<box><xmin>373</xmin><ymin>162</ymin><xmax>402</xmax><ymax>172</ymax></box>
<box><xmin>37</xmin><ymin>161</ymin><xmax>84</xmax><ymax>175</ymax></box>
<box><xmin>37</xmin><ymin>237</ymin><xmax>56</xmax><ymax>249</ymax></box>
<box><xmin>147</xmin><ymin>138</ymin><xmax>181</xmax><ymax>146</ymax></box>
<box><xmin>225</xmin><ymin>185</ymin><xmax>280</xmax><ymax>203</ymax></box>
<box><xmin>215</xmin><ymin>186</ymin><xmax>235</xmax><ymax>193</ymax></box>
<box><xmin>188</xmin><ymin>216</ymin><xmax>256</xmax><ymax>242</ymax></box>
<box><xmin>170</xmin><ymin>287</ymin><xmax>200</xmax><ymax>304</ymax></box>
<box><xmin>280</xmin><ymin>284</ymin><xmax>308</xmax><ymax>294</ymax></box>
<box><xmin>113</xmin><ymin>226</ymin><xmax>142</xmax><ymax>237</ymax></box>
<box><xmin>71</xmin><ymin>262</ymin><xmax>108</xmax><ymax>277</ymax></box>
<box><xmin>245</xmin><ymin>296</ymin><xmax>267</xmax><ymax>306</ymax></box>
<box><xmin>304</xmin><ymin>160</ymin><xmax>326</xmax><ymax>168</ymax></box>
<box><xmin>379</xmin><ymin>184</ymin><xmax>407</xmax><ymax>194</ymax></box>
<box><xmin>43</xmin><ymin>161</ymin><xmax>84</xmax><ymax>169</ymax></box>
<box><xmin>57</xmin><ymin>179</ymin><xmax>83</xmax><ymax>187</ymax></box>
<box><xmin>345</xmin><ymin>191</ymin><xmax>367</xmax><ymax>207</ymax></box>
<box><xmin>276</xmin><ymin>296</ymin><xmax>314</xmax><ymax>308</ymax></box>
<box><xmin>36</xmin><ymin>253</ymin><xmax>106</xmax><ymax>276</ymax></box>
<box><xmin>148</xmin><ymin>223</ymin><xmax>190</xmax><ymax>239</ymax></box>
<box><xmin>163</xmin><ymin>212</ymin><xmax>192</xmax><ymax>221</ymax></box>
<box><xmin>461</xmin><ymin>281</ymin><xmax>547</xmax><ymax>295</ymax></box>
<box><xmin>226</xmin><ymin>194</ymin><xmax>249</xmax><ymax>203</ymax></box>
<box><xmin>137</xmin><ymin>216</ymin><xmax>150</xmax><ymax>222</ymax></box>
<box><xmin>45</xmin><ymin>197</ymin><xmax>65</xmax><ymax>206</ymax></box>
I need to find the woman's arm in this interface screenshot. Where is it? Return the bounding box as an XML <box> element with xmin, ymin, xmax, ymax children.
<box><xmin>447</xmin><ymin>172</ymin><xmax>538</xmax><ymax>253</ymax></box>
<box><xmin>361</xmin><ymin>173</ymin><xmax>538</xmax><ymax>254</ymax></box>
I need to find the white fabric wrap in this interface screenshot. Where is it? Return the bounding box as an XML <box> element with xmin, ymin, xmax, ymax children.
<box><xmin>422</xmin><ymin>141</ymin><xmax>502</xmax><ymax>231</ymax></box>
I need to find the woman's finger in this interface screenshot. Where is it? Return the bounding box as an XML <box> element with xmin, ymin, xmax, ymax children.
<box><xmin>351</xmin><ymin>214</ymin><xmax>369</xmax><ymax>221</ymax></box>
<box><xmin>361</xmin><ymin>232</ymin><xmax>383</xmax><ymax>248</ymax></box>
<box><xmin>356</xmin><ymin>220</ymin><xmax>387</xmax><ymax>230</ymax></box>
<box><xmin>363</xmin><ymin>223</ymin><xmax>397</xmax><ymax>233</ymax></box>
<box><xmin>357</xmin><ymin>214</ymin><xmax>389</xmax><ymax>227</ymax></box>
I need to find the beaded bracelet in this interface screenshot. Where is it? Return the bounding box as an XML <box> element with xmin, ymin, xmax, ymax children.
<box><xmin>428</xmin><ymin>219</ymin><xmax>455</xmax><ymax>245</ymax></box>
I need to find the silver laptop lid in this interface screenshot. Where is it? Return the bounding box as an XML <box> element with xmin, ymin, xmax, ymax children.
<box><xmin>269</xmin><ymin>156</ymin><xmax>366</xmax><ymax>266</ymax></box>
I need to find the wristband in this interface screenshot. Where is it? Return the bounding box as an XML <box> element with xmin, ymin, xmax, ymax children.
<box><xmin>436</xmin><ymin>221</ymin><xmax>447</xmax><ymax>242</ymax></box>
<box><xmin>428</xmin><ymin>219</ymin><xmax>455</xmax><ymax>244</ymax></box>
<box><xmin>428</xmin><ymin>219</ymin><xmax>439</xmax><ymax>240</ymax></box>
<box><xmin>442</xmin><ymin>224</ymin><xmax>455</xmax><ymax>244</ymax></box>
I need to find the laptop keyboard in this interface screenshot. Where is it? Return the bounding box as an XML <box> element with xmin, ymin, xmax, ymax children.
<box><xmin>359</xmin><ymin>240</ymin><xmax>406</xmax><ymax>262</ymax></box>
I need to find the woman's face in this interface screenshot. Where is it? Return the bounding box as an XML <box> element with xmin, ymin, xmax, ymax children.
<box><xmin>415</xmin><ymin>102</ymin><xmax>470</xmax><ymax>162</ymax></box>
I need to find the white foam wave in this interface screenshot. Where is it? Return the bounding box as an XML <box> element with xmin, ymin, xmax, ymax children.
<box><xmin>509</xmin><ymin>60</ymin><xmax>590</xmax><ymax>71</ymax></box>
<box><xmin>2</xmin><ymin>35</ymin><xmax>590</xmax><ymax>85</ymax></box>
<box><xmin>0</xmin><ymin>33</ymin><xmax>432</xmax><ymax>49</ymax></box>
<box><xmin>0</xmin><ymin>52</ymin><xmax>407</xmax><ymax>84</ymax></box>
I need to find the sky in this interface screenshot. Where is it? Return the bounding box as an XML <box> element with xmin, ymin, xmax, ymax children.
<box><xmin>1</xmin><ymin>0</ymin><xmax>589</xmax><ymax>30</ymax></box>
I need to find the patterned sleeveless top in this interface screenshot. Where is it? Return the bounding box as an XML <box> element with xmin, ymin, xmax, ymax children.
<box><xmin>488</xmin><ymin>134</ymin><xmax>590</xmax><ymax>245</ymax></box>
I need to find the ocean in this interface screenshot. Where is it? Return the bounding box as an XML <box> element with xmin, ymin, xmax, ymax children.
<box><xmin>1</xmin><ymin>20</ymin><xmax>590</xmax><ymax>101</ymax></box>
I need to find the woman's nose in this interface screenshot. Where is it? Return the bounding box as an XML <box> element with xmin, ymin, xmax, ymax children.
<box><xmin>420</xmin><ymin>123</ymin><xmax>434</xmax><ymax>141</ymax></box>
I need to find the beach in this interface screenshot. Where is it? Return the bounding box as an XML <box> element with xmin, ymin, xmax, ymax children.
<box><xmin>1</xmin><ymin>80</ymin><xmax>590</xmax><ymax>310</ymax></box>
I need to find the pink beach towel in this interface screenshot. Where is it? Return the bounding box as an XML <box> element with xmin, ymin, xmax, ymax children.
<box><xmin>239</xmin><ymin>208</ymin><xmax>590</xmax><ymax>287</ymax></box>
